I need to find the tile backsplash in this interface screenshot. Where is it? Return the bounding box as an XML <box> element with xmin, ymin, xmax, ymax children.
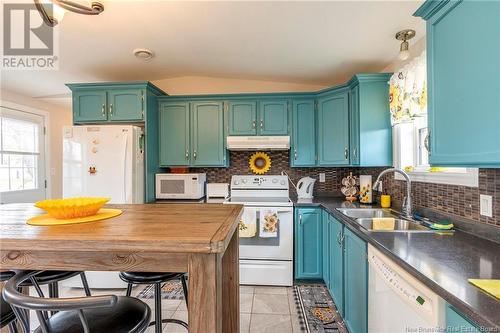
<box><xmin>196</xmin><ymin>151</ymin><xmax>500</xmax><ymax>227</ymax></box>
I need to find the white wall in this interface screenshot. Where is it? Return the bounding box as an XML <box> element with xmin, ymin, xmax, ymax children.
<box><xmin>152</xmin><ymin>76</ymin><xmax>327</xmax><ymax>96</ymax></box>
<box><xmin>0</xmin><ymin>89</ymin><xmax>72</xmax><ymax>199</ymax></box>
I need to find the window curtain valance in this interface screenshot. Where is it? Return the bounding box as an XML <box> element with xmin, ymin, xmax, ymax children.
<box><xmin>389</xmin><ymin>51</ymin><xmax>427</xmax><ymax>126</ymax></box>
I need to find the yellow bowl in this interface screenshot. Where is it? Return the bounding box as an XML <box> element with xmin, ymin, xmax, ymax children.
<box><xmin>35</xmin><ymin>197</ymin><xmax>110</xmax><ymax>219</ymax></box>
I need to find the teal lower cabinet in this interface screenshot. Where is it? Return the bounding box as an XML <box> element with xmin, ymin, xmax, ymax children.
<box><xmin>322</xmin><ymin>210</ymin><xmax>330</xmax><ymax>288</ymax></box>
<box><xmin>446</xmin><ymin>305</ymin><xmax>479</xmax><ymax>332</ymax></box>
<box><xmin>328</xmin><ymin>215</ymin><xmax>344</xmax><ymax>316</ymax></box>
<box><xmin>343</xmin><ymin>228</ymin><xmax>368</xmax><ymax>333</ymax></box>
<box><xmin>295</xmin><ymin>208</ymin><xmax>322</xmax><ymax>280</ymax></box>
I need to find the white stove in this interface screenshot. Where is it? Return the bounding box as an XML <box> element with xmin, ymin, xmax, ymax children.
<box><xmin>224</xmin><ymin>175</ymin><xmax>293</xmax><ymax>286</ymax></box>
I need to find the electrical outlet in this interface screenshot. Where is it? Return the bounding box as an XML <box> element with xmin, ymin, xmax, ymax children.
<box><xmin>319</xmin><ymin>173</ymin><xmax>326</xmax><ymax>183</ymax></box>
<box><xmin>480</xmin><ymin>194</ymin><xmax>493</xmax><ymax>217</ymax></box>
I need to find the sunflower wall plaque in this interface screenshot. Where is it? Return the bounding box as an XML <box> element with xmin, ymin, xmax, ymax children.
<box><xmin>249</xmin><ymin>152</ymin><xmax>271</xmax><ymax>175</ymax></box>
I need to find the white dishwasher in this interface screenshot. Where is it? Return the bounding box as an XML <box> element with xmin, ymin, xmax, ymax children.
<box><xmin>368</xmin><ymin>245</ymin><xmax>445</xmax><ymax>333</ymax></box>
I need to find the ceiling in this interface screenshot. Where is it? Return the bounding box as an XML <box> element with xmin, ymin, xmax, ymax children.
<box><xmin>1</xmin><ymin>0</ymin><xmax>425</xmax><ymax>106</ymax></box>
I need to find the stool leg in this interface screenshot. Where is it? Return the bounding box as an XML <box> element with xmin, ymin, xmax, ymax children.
<box><xmin>180</xmin><ymin>274</ymin><xmax>188</xmax><ymax>307</ymax></box>
<box><xmin>48</xmin><ymin>282</ymin><xmax>59</xmax><ymax>316</ymax></box>
<box><xmin>126</xmin><ymin>283</ymin><xmax>133</xmax><ymax>297</ymax></box>
<box><xmin>8</xmin><ymin>320</ymin><xmax>19</xmax><ymax>333</ymax></box>
<box><xmin>154</xmin><ymin>283</ymin><xmax>162</xmax><ymax>333</ymax></box>
<box><xmin>80</xmin><ymin>273</ymin><xmax>91</xmax><ymax>296</ymax></box>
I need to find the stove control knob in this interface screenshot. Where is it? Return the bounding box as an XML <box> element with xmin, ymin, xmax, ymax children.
<box><xmin>234</xmin><ymin>180</ymin><xmax>240</xmax><ymax>185</ymax></box>
<box><xmin>242</xmin><ymin>179</ymin><xmax>247</xmax><ymax>184</ymax></box>
<box><xmin>272</xmin><ymin>178</ymin><xmax>278</xmax><ymax>183</ymax></box>
<box><xmin>280</xmin><ymin>180</ymin><xmax>286</xmax><ymax>185</ymax></box>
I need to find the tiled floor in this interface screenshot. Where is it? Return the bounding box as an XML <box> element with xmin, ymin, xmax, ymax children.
<box><xmin>18</xmin><ymin>285</ymin><xmax>303</xmax><ymax>333</ymax></box>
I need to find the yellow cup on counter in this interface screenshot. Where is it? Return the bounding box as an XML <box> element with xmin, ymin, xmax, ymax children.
<box><xmin>380</xmin><ymin>195</ymin><xmax>391</xmax><ymax>208</ymax></box>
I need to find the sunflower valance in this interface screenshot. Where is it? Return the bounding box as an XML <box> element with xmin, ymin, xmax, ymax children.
<box><xmin>389</xmin><ymin>51</ymin><xmax>427</xmax><ymax>126</ymax></box>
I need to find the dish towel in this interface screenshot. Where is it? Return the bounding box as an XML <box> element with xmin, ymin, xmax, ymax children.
<box><xmin>372</xmin><ymin>217</ymin><xmax>396</xmax><ymax>231</ymax></box>
<box><xmin>239</xmin><ymin>208</ymin><xmax>257</xmax><ymax>238</ymax></box>
<box><xmin>468</xmin><ymin>279</ymin><xmax>500</xmax><ymax>300</ymax></box>
<box><xmin>259</xmin><ymin>209</ymin><xmax>279</xmax><ymax>238</ymax></box>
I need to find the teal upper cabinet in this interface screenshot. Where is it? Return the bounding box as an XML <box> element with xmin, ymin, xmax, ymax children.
<box><xmin>291</xmin><ymin>99</ymin><xmax>316</xmax><ymax>166</ymax></box>
<box><xmin>343</xmin><ymin>228</ymin><xmax>367</xmax><ymax>333</ymax></box>
<box><xmin>191</xmin><ymin>102</ymin><xmax>226</xmax><ymax>166</ymax></box>
<box><xmin>415</xmin><ymin>1</ymin><xmax>500</xmax><ymax>167</ymax></box>
<box><xmin>328</xmin><ymin>215</ymin><xmax>344</xmax><ymax>316</ymax></box>
<box><xmin>227</xmin><ymin>99</ymin><xmax>289</xmax><ymax>136</ymax></box>
<box><xmin>259</xmin><ymin>100</ymin><xmax>289</xmax><ymax>135</ymax></box>
<box><xmin>349</xmin><ymin>85</ymin><xmax>360</xmax><ymax>165</ymax></box>
<box><xmin>73</xmin><ymin>90</ymin><xmax>107</xmax><ymax>122</ymax></box>
<box><xmin>349</xmin><ymin>74</ymin><xmax>392</xmax><ymax>166</ymax></box>
<box><xmin>67</xmin><ymin>82</ymin><xmax>166</xmax><ymax>124</ymax></box>
<box><xmin>107</xmin><ymin>89</ymin><xmax>144</xmax><ymax>121</ymax></box>
<box><xmin>317</xmin><ymin>91</ymin><xmax>350</xmax><ymax>166</ymax></box>
<box><xmin>295</xmin><ymin>208</ymin><xmax>322</xmax><ymax>280</ymax></box>
<box><xmin>228</xmin><ymin>101</ymin><xmax>257</xmax><ymax>135</ymax></box>
<box><xmin>158</xmin><ymin>101</ymin><xmax>227</xmax><ymax>168</ymax></box>
<box><xmin>445</xmin><ymin>304</ymin><xmax>479</xmax><ymax>333</ymax></box>
<box><xmin>159</xmin><ymin>102</ymin><xmax>190</xmax><ymax>166</ymax></box>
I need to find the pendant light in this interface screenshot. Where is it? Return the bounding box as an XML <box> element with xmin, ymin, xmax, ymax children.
<box><xmin>395</xmin><ymin>29</ymin><xmax>416</xmax><ymax>61</ymax></box>
<box><xmin>34</xmin><ymin>0</ymin><xmax>104</xmax><ymax>27</ymax></box>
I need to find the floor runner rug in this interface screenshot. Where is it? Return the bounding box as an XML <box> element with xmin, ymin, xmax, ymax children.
<box><xmin>137</xmin><ymin>280</ymin><xmax>185</xmax><ymax>300</ymax></box>
<box><xmin>292</xmin><ymin>284</ymin><xmax>348</xmax><ymax>333</ymax></box>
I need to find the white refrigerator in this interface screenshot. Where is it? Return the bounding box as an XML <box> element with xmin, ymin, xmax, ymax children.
<box><xmin>62</xmin><ymin>125</ymin><xmax>144</xmax><ymax>288</ymax></box>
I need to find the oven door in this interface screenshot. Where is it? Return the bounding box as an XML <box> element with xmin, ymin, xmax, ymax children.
<box><xmin>239</xmin><ymin>206</ymin><xmax>293</xmax><ymax>261</ymax></box>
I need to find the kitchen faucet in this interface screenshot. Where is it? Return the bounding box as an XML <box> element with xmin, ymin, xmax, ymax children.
<box><xmin>373</xmin><ymin>168</ymin><xmax>412</xmax><ymax>219</ymax></box>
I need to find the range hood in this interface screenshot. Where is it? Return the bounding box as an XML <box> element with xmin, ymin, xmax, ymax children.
<box><xmin>226</xmin><ymin>136</ymin><xmax>290</xmax><ymax>151</ymax></box>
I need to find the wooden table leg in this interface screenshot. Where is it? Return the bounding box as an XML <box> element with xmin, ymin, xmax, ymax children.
<box><xmin>187</xmin><ymin>231</ymin><xmax>239</xmax><ymax>333</ymax></box>
<box><xmin>221</xmin><ymin>231</ymin><xmax>239</xmax><ymax>333</ymax></box>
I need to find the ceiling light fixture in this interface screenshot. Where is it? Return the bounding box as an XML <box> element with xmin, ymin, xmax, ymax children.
<box><xmin>133</xmin><ymin>49</ymin><xmax>155</xmax><ymax>62</ymax></box>
<box><xmin>34</xmin><ymin>0</ymin><xmax>104</xmax><ymax>27</ymax></box>
<box><xmin>395</xmin><ymin>29</ymin><xmax>416</xmax><ymax>61</ymax></box>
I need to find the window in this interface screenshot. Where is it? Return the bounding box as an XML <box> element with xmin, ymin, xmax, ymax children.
<box><xmin>389</xmin><ymin>51</ymin><xmax>478</xmax><ymax>187</ymax></box>
<box><xmin>392</xmin><ymin>118</ymin><xmax>478</xmax><ymax>187</ymax></box>
<box><xmin>0</xmin><ymin>106</ymin><xmax>47</xmax><ymax>203</ymax></box>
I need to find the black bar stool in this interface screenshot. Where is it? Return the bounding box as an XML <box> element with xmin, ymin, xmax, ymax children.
<box><xmin>1</xmin><ymin>271</ymin><xmax>18</xmax><ymax>333</ymax></box>
<box><xmin>119</xmin><ymin>272</ymin><xmax>188</xmax><ymax>333</ymax></box>
<box><xmin>3</xmin><ymin>270</ymin><xmax>151</xmax><ymax>333</ymax></box>
<box><xmin>21</xmin><ymin>271</ymin><xmax>92</xmax><ymax>298</ymax></box>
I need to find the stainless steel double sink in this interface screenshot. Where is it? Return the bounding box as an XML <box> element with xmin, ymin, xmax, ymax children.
<box><xmin>337</xmin><ymin>208</ymin><xmax>432</xmax><ymax>232</ymax></box>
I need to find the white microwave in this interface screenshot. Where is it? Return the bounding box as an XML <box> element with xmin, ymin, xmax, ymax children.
<box><xmin>155</xmin><ymin>173</ymin><xmax>206</xmax><ymax>199</ymax></box>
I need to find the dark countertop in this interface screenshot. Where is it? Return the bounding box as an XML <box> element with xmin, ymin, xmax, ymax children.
<box><xmin>294</xmin><ymin>196</ymin><xmax>500</xmax><ymax>330</ymax></box>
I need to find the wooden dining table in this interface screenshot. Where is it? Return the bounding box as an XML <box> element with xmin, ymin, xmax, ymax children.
<box><xmin>0</xmin><ymin>203</ymin><xmax>243</xmax><ymax>333</ymax></box>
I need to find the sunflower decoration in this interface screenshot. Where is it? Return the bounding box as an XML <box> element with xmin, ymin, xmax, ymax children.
<box><xmin>249</xmin><ymin>152</ymin><xmax>271</xmax><ymax>175</ymax></box>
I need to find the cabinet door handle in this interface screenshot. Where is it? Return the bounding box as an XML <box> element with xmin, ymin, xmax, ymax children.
<box><xmin>193</xmin><ymin>150</ymin><xmax>197</xmax><ymax>160</ymax></box>
<box><xmin>340</xmin><ymin>233</ymin><xmax>345</xmax><ymax>248</ymax></box>
<box><xmin>337</xmin><ymin>231</ymin><xmax>341</xmax><ymax>245</ymax></box>
<box><xmin>260</xmin><ymin>119</ymin><xmax>264</xmax><ymax>129</ymax></box>
<box><xmin>185</xmin><ymin>150</ymin><xmax>189</xmax><ymax>160</ymax></box>
<box><xmin>294</xmin><ymin>149</ymin><xmax>298</xmax><ymax>160</ymax></box>
<box><xmin>353</xmin><ymin>147</ymin><xmax>357</xmax><ymax>158</ymax></box>
<box><xmin>299</xmin><ymin>214</ymin><xmax>302</xmax><ymax>225</ymax></box>
<box><xmin>252</xmin><ymin>121</ymin><xmax>256</xmax><ymax>129</ymax></box>
<box><xmin>344</xmin><ymin>147</ymin><xmax>348</xmax><ymax>160</ymax></box>
<box><xmin>101</xmin><ymin>104</ymin><xmax>106</xmax><ymax>117</ymax></box>
<box><xmin>109</xmin><ymin>104</ymin><xmax>113</xmax><ymax>116</ymax></box>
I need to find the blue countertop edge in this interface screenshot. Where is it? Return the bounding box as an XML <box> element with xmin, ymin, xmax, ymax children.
<box><xmin>294</xmin><ymin>196</ymin><xmax>500</xmax><ymax>330</ymax></box>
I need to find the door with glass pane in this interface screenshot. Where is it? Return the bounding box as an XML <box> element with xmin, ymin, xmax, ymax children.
<box><xmin>0</xmin><ymin>107</ymin><xmax>46</xmax><ymax>203</ymax></box>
